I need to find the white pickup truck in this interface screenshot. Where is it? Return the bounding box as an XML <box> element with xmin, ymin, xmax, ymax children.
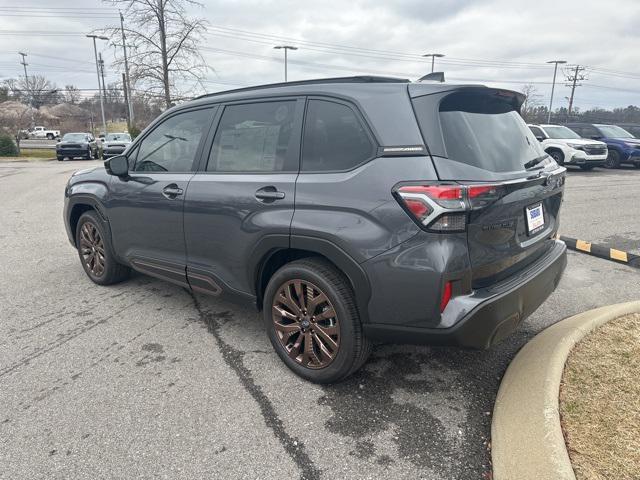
<box><xmin>22</xmin><ymin>126</ymin><xmax>61</xmax><ymax>140</ymax></box>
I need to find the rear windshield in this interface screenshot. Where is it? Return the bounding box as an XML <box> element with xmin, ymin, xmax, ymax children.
<box><xmin>417</xmin><ymin>91</ymin><xmax>546</xmax><ymax>173</ymax></box>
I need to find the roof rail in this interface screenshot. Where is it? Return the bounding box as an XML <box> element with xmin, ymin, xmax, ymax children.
<box><xmin>194</xmin><ymin>76</ymin><xmax>410</xmax><ymax>100</ymax></box>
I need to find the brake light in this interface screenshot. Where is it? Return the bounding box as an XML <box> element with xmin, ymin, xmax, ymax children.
<box><xmin>440</xmin><ymin>281</ymin><xmax>452</xmax><ymax>312</ymax></box>
<box><xmin>395</xmin><ymin>183</ymin><xmax>504</xmax><ymax>232</ymax></box>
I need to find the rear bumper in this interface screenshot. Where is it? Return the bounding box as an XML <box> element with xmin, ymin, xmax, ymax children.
<box><xmin>363</xmin><ymin>240</ymin><xmax>567</xmax><ymax>349</ymax></box>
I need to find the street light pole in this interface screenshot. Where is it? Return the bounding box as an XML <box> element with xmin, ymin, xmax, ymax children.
<box><xmin>273</xmin><ymin>45</ymin><xmax>298</xmax><ymax>82</ymax></box>
<box><xmin>87</xmin><ymin>34</ymin><xmax>109</xmax><ymax>136</ymax></box>
<box><xmin>422</xmin><ymin>53</ymin><xmax>445</xmax><ymax>73</ymax></box>
<box><xmin>546</xmin><ymin>60</ymin><xmax>567</xmax><ymax>123</ymax></box>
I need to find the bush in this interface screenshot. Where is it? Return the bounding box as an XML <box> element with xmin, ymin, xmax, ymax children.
<box><xmin>0</xmin><ymin>133</ymin><xmax>18</xmax><ymax>157</ymax></box>
<box><xmin>128</xmin><ymin>124</ymin><xmax>141</xmax><ymax>139</ymax></box>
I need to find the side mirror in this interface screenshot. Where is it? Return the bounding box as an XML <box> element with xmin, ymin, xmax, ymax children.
<box><xmin>535</xmin><ymin>136</ymin><xmax>544</xmax><ymax>142</ymax></box>
<box><xmin>105</xmin><ymin>155</ymin><xmax>129</xmax><ymax>177</ymax></box>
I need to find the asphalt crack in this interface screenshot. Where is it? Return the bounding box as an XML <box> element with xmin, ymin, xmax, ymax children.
<box><xmin>187</xmin><ymin>290</ymin><xmax>322</xmax><ymax>480</ymax></box>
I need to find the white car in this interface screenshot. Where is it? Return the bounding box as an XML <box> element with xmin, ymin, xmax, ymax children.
<box><xmin>101</xmin><ymin>132</ymin><xmax>133</xmax><ymax>159</ymax></box>
<box><xmin>528</xmin><ymin>124</ymin><xmax>607</xmax><ymax>170</ymax></box>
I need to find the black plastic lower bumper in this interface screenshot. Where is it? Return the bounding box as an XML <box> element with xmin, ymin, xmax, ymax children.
<box><xmin>363</xmin><ymin>240</ymin><xmax>567</xmax><ymax>349</ymax></box>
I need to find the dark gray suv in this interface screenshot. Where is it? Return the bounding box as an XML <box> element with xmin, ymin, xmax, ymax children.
<box><xmin>64</xmin><ymin>76</ymin><xmax>567</xmax><ymax>383</ymax></box>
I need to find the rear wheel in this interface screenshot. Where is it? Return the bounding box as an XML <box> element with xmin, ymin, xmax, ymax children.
<box><xmin>547</xmin><ymin>149</ymin><xmax>564</xmax><ymax>165</ymax></box>
<box><xmin>605</xmin><ymin>150</ymin><xmax>621</xmax><ymax>168</ymax></box>
<box><xmin>46</xmin><ymin>133</ymin><xmax>54</xmax><ymax>140</ymax></box>
<box><xmin>76</xmin><ymin>211</ymin><xmax>130</xmax><ymax>285</ymax></box>
<box><xmin>57</xmin><ymin>156</ymin><xmax>64</xmax><ymax>161</ymax></box>
<box><xmin>264</xmin><ymin>258</ymin><xmax>371</xmax><ymax>384</ymax></box>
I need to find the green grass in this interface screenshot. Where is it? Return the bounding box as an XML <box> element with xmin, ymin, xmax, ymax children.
<box><xmin>19</xmin><ymin>148</ymin><xmax>55</xmax><ymax>158</ymax></box>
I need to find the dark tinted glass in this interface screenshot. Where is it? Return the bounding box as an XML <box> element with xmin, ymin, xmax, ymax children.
<box><xmin>302</xmin><ymin>100</ymin><xmax>374</xmax><ymax>171</ymax></box>
<box><xmin>207</xmin><ymin>101</ymin><xmax>297</xmax><ymax>172</ymax></box>
<box><xmin>528</xmin><ymin>126</ymin><xmax>544</xmax><ymax>138</ymax></box>
<box><xmin>133</xmin><ymin>108</ymin><xmax>211</xmax><ymax>172</ymax></box>
<box><xmin>419</xmin><ymin>92</ymin><xmax>546</xmax><ymax>173</ymax></box>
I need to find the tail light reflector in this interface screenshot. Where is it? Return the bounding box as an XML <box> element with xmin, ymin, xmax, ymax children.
<box><xmin>440</xmin><ymin>281</ymin><xmax>452</xmax><ymax>312</ymax></box>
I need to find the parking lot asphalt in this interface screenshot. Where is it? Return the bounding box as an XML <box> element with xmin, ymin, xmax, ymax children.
<box><xmin>1</xmin><ymin>160</ymin><xmax>638</xmax><ymax>480</ymax></box>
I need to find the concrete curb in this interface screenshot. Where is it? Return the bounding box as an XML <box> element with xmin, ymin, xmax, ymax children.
<box><xmin>491</xmin><ymin>300</ymin><xmax>640</xmax><ymax>480</ymax></box>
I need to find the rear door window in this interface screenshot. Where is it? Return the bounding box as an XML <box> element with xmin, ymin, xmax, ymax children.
<box><xmin>301</xmin><ymin>99</ymin><xmax>375</xmax><ymax>172</ymax></box>
<box><xmin>422</xmin><ymin>91</ymin><xmax>546</xmax><ymax>173</ymax></box>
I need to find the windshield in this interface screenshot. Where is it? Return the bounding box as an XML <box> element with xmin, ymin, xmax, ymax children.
<box><xmin>543</xmin><ymin>126</ymin><xmax>581</xmax><ymax>139</ymax></box>
<box><xmin>431</xmin><ymin>91</ymin><xmax>547</xmax><ymax>173</ymax></box>
<box><xmin>62</xmin><ymin>133</ymin><xmax>88</xmax><ymax>142</ymax></box>
<box><xmin>105</xmin><ymin>133</ymin><xmax>131</xmax><ymax>142</ymax></box>
<box><xmin>596</xmin><ymin>125</ymin><xmax>634</xmax><ymax>138</ymax></box>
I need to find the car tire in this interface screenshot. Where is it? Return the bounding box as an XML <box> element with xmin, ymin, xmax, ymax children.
<box><xmin>263</xmin><ymin>257</ymin><xmax>372</xmax><ymax>384</ymax></box>
<box><xmin>75</xmin><ymin>211</ymin><xmax>130</xmax><ymax>286</ymax></box>
<box><xmin>580</xmin><ymin>165</ymin><xmax>595</xmax><ymax>171</ymax></box>
<box><xmin>547</xmin><ymin>149</ymin><xmax>564</xmax><ymax>165</ymax></box>
<box><xmin>57</xmin><ymin>156</ymin><xmax>64</xmax><ymax>161</ymax></box>
<box><xmin>85</xmin><ymin>148</ymin><xmax>92</xmax><ymax>160</ymax></box>
<box><xmin>46</xmin><ymin>133</ymin><xmax>54</xmax><ymax>140</ymax></box>
<box><xmin>605</xmin><ymin>150</ymin><xmax>621</xmax><ymax>168</ymax></box>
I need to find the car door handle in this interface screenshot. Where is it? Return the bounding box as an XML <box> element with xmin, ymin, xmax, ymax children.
<box><xmin>162</xmin><ymin>184</ymin><xmax>184</xmax><ymax>199</ymax></box>
<box><xmin>255</xmin><ymin>187</ymin><xmax>285</xmax><ymax>201</ymax></box>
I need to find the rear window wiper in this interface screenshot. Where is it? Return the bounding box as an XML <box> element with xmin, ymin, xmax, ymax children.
<box><xmin>524</xmin><ymin>155</ymin><xmax>549</xmax><ymax>171</ymax></box>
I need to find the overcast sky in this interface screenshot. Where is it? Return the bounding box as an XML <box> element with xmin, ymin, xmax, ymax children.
<box><xmin>0</xmin><ymin>0</ymin><xmax>639</xmax><ymax>110</ymax></box>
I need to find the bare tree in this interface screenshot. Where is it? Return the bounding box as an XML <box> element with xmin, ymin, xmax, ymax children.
<box><xmin>103</xmin><ymin>0</ymin><xmax>209</xmax><ymax>108</ymax></box>
<box><xmin>3</xmin><ymin>75</ymin><xmax>60</xmax><ymax>108</ymax></box>
<box><xmin>64</xmin><ymin>85</ymin><xmax>81</xmax><ymax>104</ymax></box>
<box><xmin>520</xmin><ymin>84</ymin><xmax>543</xmax><ymax>123</ymax></box>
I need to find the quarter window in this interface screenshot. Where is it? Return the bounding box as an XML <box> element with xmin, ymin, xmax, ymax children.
<box><xmin>207</xmin><ymin>101</ymin><xmax>298</xmax><ymax>172</ymax></box>
<box><xmin>302</xmin><ymin>100</ymin><xmax>374</xmax><ymax>172</ymax></box>
<box><xmin>133</xmin><ymin>108</ymin><xmax>212</xmax><ymax>172</ymax></box>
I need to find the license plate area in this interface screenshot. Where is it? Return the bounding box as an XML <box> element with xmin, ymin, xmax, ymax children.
<box><xmin>526</xmin><ymin>203</ymin><xmax>545</xmax><ymax>235</ymax></box>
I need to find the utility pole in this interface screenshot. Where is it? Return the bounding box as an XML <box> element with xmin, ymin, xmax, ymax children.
<box><xmin>122</xmin><ymin>73</ymin><xmax>131</xmax><ymax>129</ymax></box>
<box><xmin>120</xmin><ymin>10</ymin><xmax>134</xmax><ymax>126</ymax></box>
<box><xmin>99</xmin><ymin>53</ymin><xmax>107</xmax><ymax>101</ymax></box>
<box><xmin>87</xmin><ymin>34</ymin><xmax>109</xmax><ymax>136</ymax></box>
<box><xmin>546</xmin><ymin>60</ymin><xmax>566</xmax><ymax>123</ymax></box>
<box><xmin>565</xmin><ymin>65</ymin><xmax>586</xmax><ymax>117</ymax></box>
<box><xmin>18</xmin><ymin>52</ymin><xmax>34</xmax><ymax>126</ymax></box>
<box><xmin>422</xmin><ymin>53</ymin><xmax>445</xmax><ymax>73</ymax></box>
<box><xmin>273</xmin><ymin>45</ymin><xmax>297</xmax><ymax>82</ymax></box>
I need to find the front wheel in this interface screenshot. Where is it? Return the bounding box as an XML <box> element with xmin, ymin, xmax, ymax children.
<box><xmin>76</xmin><ymin>211</ymin><xmax>130</xmax><ymax>285</ymax></box>
<box><xmin>605</xmin><ymin>150</ymin><xmax>621</xmax><ymax>168</ymax></box>
<box><xmin>264</xmin><ymin>258</ymin><xmax>372</xmax><ymax>384</ymax></box>
<box><xmin>46</xmin><ymin>133</ymin><xmax>54</xmax><ymax>140</ymax></box>
<box><xmin>547</xmin><ymin>149</ymin><xmax>564</xmax><ymax>165</ymax></box>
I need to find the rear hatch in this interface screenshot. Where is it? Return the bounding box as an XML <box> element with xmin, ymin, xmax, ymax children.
<box><xmin>410</xmin><ymin>86</ymin><xmax>566</xmax><ymax>286</ymax></box>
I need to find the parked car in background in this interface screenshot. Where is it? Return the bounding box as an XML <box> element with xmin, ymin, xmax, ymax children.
<box><xmin>20</xmin><ymin>126</ymin><xmax>60</xmax><ymax>140</ymax></box>
<box><xmin>64</xmin><ymin>76</ymin><xmax>567</xmax><ymax>383</ymax></box>
<box><xmin>616</xmin><ymin>123</ymin><xmax>640</xmax><ymax>138</ymax></box>
<box><xmin>565</xmin><ymin>123</ymin><xmax>640</xmax><ymax>168</ymax></box>
<box><xmin>527</xmin><ymin>124</ymin><xmax>607</xmax><ymax>170</ymax></box>
<box><xmin>102</xmin><ymin>133</ymin><xmax>132</xmax><ymax>159</ymax></box>
<box><xmin>56</xmin><ymin>132</ymin><xmax>100</xmax><ymax>161</ymax></box>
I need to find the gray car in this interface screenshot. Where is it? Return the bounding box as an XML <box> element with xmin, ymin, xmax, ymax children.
<box><xmin>56</xmin><ymin>132</ymin><xmax>100</xmax><ymax>161</ymax></box>
<box><xmin>63</xmin><ymin>76</ymin><xmax>567</xmax><ymax>383</ymax></box>
<box><xmin>102</xmin><ymin>132</ymin><xmax>132</xmax><ymax>159</ymax></box>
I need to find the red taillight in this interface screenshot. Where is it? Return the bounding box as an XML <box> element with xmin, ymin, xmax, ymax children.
<box><xmin>440</xmin><ymin>281</ymin><xmax>452</xmax><ymax>312</ymax></box>
<box><xmin>395</xmin><ymin>183</ymin><xmax>504</xmax><ymax>231</ymax></box>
